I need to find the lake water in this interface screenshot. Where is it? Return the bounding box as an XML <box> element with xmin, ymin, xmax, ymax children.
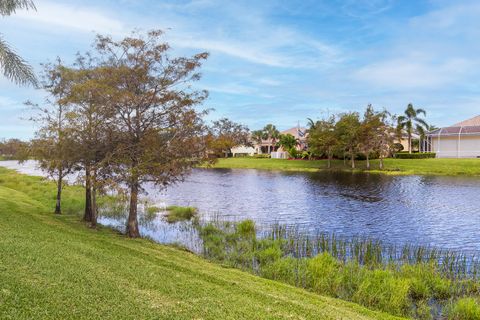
<box><xmin>2</xmin><ymin>160</ymin><xmax>480</xmax><ymax>252</ymax></box>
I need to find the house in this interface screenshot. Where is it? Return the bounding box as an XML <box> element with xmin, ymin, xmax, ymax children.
<box><xmin>230</xmin><ymin>145</ymin><xmax>256</xmax><ymax>157</ymax></box>
<box><xmin>271</xmin><ymin>126</ymin><xmax>308</xmax><ymax>159</ymax></box>
<box><xmin>426</xmin><ymin>115</ymin><xmax>480</xmax><ymax>158</ymax></box>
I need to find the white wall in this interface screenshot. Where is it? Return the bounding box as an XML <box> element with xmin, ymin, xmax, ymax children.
<box><xmin>231</xmin><ymin>145</ymin><xmax>255</xmax><ymax>156</ymax></box>
<box><xmin>432</xmin><ymin>135</ymin><xmax>480</xmax><ymax>158</ymax></box>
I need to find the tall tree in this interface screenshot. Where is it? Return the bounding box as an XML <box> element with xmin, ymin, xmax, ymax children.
<box><xmin>358</xmin><ymin>105</ymin><xmax>384</xmax><ymax>170</ymax></box>
<box><xmin>307</xmin><ymin>116</ymin><xmax>336</xmax><ymax>168</ymax></box>
<box><xmin>335</xmin><ymin>112</ymin><xmax>361</xmax><ymax>169</ymax></box>
<box><xmin>262</xmin><ymin>124</ymin><xmax>279</xmax><ymax>154</ymax></box>
<box><xmin>28</xmin><ymin>60</ymin><xmax>76</xmax><ymax>214</ymax></box>
<box><xmin>397</xmin><ymin>103</ymin><xmax>427</xmax><ymax>154</ymax></box>
<box><xmin>91</xmin><ymin>30</ymin><xmax>209</xmax><ymax>238</ymax></box>
<box><xmin>0</xmin><ymin>0</ymin><xmax>37</xmax><ymax>86</ymax></box>
<box><xmin>250</xmin><ymin>130</ymin><xmax>264</xmax><ymax>153</ymax></box>
<box><xmin>61</xmin><ymin>56</ymin><xmax>115</xmax><ymax>227</ymax></box>
<box><xmin>208</xmin><ymin>118</ymin><xmax>250</xmax><ymax>157</ymax></box>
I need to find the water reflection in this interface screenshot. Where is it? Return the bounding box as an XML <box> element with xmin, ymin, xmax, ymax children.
<box><xmin>2</xmin><ymin>161</ymin><xmax>480</xmax><ymax>252</ymax></box>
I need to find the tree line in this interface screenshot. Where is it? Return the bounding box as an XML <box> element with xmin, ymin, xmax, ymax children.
<box><xmin>23</xmin><ymin>31</ymin><xmax>249</xmax><ymax>238</ymax></box>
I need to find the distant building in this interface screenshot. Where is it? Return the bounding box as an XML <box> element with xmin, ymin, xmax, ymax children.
<box><xmin>230</xmin><ymin>145</ymin><xmax>255</xmax><ymax>157</ymax></box>
<box><xmin>426</xmin><ymin>115</ymin><xmax>480</xmax><ymax>158</ymax></box>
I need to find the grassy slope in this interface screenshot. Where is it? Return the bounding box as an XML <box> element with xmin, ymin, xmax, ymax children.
<box><xmin>0</xmin><ymin>167</ymin><xmax>401</xmax><ymax>320</ymax></box>
<box><xmin>209</xmin><ymin>157</ymin><xmax>480</xmax><ymax>175</ymax></box>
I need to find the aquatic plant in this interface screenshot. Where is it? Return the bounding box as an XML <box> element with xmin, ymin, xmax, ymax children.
<box><xmin>195</xmin><ymin>219</ymin><xmax>480</xmax><ymax>319</ymax></box>
<box><xmin>165</xmin><ymin>205</ymin><xmax>198</xmax><ymax>223</ymax></box>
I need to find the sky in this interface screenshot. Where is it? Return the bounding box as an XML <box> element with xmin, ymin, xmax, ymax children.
<box><xmin>1</xmin><ymin>0</ymin><xmax>480</xmax><ymax>139</ymax></box>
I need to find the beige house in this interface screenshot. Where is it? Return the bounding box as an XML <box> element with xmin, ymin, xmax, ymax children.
<box><xmin>426</xmin><ymin>115</ymin><xmax>480</xmax><ymax>158</ymax></box>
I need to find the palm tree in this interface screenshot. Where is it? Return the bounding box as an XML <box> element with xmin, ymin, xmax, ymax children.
<box><xmin>0</xmin><ymin>0</ymin><xmax>37</xmax><ymax>86</ymax></box>
<box><xmin>397</xmin><ymin>103</ymin><xmax>428</xmax><ymax>154</ymax></box>
<box><xmin>251</xmin><ymin>130</ymin><xmax>264</xmax><ymax>153</ymax></box>
<box><xmin>262</xmin><ymin>124</ymin><xmax>279</xmax><ymax>154</ymax></box>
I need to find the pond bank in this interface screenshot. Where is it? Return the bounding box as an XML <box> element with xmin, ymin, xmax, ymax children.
<box><xmin>0</xmin><ymin>167</ymin><xmax>400</xmax><ymax>319</ymax></box>
<box><xmin>206</xmin><ymin>158</ymin><xmax>480</xmax><ymax>176</ymax></box>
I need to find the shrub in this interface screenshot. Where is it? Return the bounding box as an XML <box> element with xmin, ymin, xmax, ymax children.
<box><xmin>251</xmin><ymin>154</ymin><xmax>271</xmax><ymax>158</ymax></box>
<box><xmin>447</xmin><ymin>298</ymin><xmax>480</xmax><ymax>320</ymax></box>
<box><xmin>394</xmin><ymin>152</ymin><xmax>436</xmax><ymax>159</ymax></box>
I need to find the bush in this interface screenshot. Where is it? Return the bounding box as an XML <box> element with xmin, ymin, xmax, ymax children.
<box><xmin>447</xmin><ymin>298</ymin><xmax>480</xmax><ymax>320</ymax></box>
<box><xmin>394</xmin><ymin>152</ymin><xmax>436</xmax><ymax>159</ymax></box>
<box><xmin>251</xmin><ymin>154</ymin><xmax>271</xmax><ymax>158</ymax></box>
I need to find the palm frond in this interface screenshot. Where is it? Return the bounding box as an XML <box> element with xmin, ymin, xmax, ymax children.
<box><xmin>415</xmin><ymin>108</ymin><xmax>426</xmax><ymax>116</ymax></box>
<box><xmin>0</xmin><ymin>36</ymin><xmax>37</xmax><ymax>86</ymax></box>
<box><xmin>0</xmin><ymin>0</ymin><xmax>36</xmax><ymax>16</ymax></box>
<box><xmin>414</xmin><ymin>117</ymin><xmax>428</xmax><ymax>129</ymax></box>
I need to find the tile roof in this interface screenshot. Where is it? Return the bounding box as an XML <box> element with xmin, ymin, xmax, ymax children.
<box><xmin>452</xmin><ymin>115</ymin><xmax>480</xmax><ymax>127</ymax></box>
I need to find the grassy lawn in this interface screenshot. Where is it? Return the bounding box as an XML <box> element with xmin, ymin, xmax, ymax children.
<box><xmin>208</xmin><ymin>157</ymin><xmax>480</xmax><ymax>176</ymax></box>
<box><xmin>0</xmin><ymin>167</ymin><xmax>401</xmax><ymax>320</ymax></box>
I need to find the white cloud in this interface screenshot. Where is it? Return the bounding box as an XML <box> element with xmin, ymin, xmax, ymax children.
<box><xmin>13</xmin><ymin>1</ymin><xmax>125</xmax><ymax>34</ymax></box>
<box><xmin>354</xmin><ymin>57</ymin><xmax>472</xmax><ymax>89</ymax></box>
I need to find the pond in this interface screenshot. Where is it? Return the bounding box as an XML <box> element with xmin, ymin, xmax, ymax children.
<box><xmin>2</xmin><ymin>160</ymin><xmax>480</xmax><ymax>253</ymax></box>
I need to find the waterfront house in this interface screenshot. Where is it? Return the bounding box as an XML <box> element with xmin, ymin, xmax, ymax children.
<box><xmin>426</xmin><ymin>115</ymin><xmax>480</xmax><ymax>158</ymax></box>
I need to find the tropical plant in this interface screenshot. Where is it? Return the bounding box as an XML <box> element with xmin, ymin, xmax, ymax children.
<box><xmin>277</xmin><ymin>134</ymin><xmax>297</xmax><ymax>151</ymax></box>
<box><xmin>397</xmin><ymin>104</ymin><xmax>428</xmax><ymax>154</ymax></box>
<box><xmin>262</xmin><ymin>124</ymin><xmax>279</xmax><ymax>153</ymax></box>
<box><xmin>0</xmin><ymin>0</ymin><xmax>37</xmax><ymax>86</ymax></box>
<box><xmin>250</xmin><ymin>130</ymin><xmax>264</xmax><ymax>154</ymax></box>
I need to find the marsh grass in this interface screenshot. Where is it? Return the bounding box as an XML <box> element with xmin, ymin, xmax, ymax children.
<box><xmin>196</xmin><ymin>219</ymin><xmax>480</xmax><ymax>319</ymax></box>
<box><xmin>165</xmin><ymin>205</ymin><xmax>198</xmax><ymax>223</ymax></box>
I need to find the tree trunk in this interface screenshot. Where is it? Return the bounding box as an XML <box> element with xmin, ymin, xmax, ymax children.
<box><xmin>366</xmin><ymin>153</ymin><xmax>370</xmax><ymax>170</ymax></box>
<box><xmin>350</xmin><ymin>150</ymin><xmax>355</xmax><ymax>169</ymax></box>
<box><xmin>379</xmin><ymin>157</ymin><xmax>384</xmax><ymax>170</ymax></box>
<box><xmin>126</xmin><ymin>179</ymin><xmax>140</xmax><ymax>238</ymax></box>
<box><xmin>54</xmin><ymin>168</ymin><xmax>63</xmax><ymax>215</ymax></box>
<box><xmin>408</xmin><ymin>134</ymin><xmax>412</xmax><ymax>154</ymax></box>
<box><xmin>91</xmin><ymin>168</ymin><xmax>97</xmax><ymax>228</ymax></box>
<box><xmin>83</xmin><ymin>165</ymin><xmax>93</xmax><ymax>222</ymax></box>
<box><xmin>327</xmin><ymin>155</ymin><xmax>331</xmax><ymax>169</ymax></box>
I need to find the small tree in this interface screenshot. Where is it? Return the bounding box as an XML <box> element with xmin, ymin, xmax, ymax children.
<box><xmin>307</xmin><ymin>116</ymin><xmax>336</xmax><ymax>168</ymax></box>
<box><xmin>28</xmin><ymin>60</ymin><xmax>76</xmax><ymax>214</ymax></box>
<box><xmin>91</xmin><ymin>30</ymin><xmax>209</xmax><ymax>238</ymax></box>
<box><xmin>335</xmin><ymin>112</ymin><xmax>361</xmax><ymax>169</ymax></box>
<box><xmin>208</xmin><ymin>118</ymin><xmax>250</xmax><ymax>157</ymax></box>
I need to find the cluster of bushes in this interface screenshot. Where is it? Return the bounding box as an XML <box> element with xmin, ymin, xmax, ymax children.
<box><xmin>197</xmin><ymin>220</ymin><xmax>480</xmax><ymax>319</ymax></box>
<box><xmin>394</xmin><ymin>152</ymin><xmax>436</xmax><ymax>159</ymax></box>
<box><xmin>249</xmin><ymin>154</ymin><xmax>271</xmax><ymax>159</ymax></box>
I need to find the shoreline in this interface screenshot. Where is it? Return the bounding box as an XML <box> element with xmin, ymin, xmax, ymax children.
<box><xmin>203</xmin><ymin>157</ymin><xmax>480</xmax><ymax>177</ymax></box>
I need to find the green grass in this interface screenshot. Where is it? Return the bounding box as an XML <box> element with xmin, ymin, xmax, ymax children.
<box><xmin>207</xmin><ymin>157</ymin><xmax>480</xmax><ymax>176</ymax></box>
<box><xmin>0</xmin><ymin>167</ymin><xmax>400</xmax><ymax>319</ymax></box>
<box><xmin>197</xmin><ymin>219</ymin><xmax>480</xmax><ymax>319</ymax></box>
<box><xmin>165</xmin><ymin>205</ymin><xmax>198</xmax><ymax>223</ymax></box>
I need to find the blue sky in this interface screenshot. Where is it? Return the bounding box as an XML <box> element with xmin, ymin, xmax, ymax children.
<box><xmin>1</xmin><ymin>0</ymin><xmax>480</xmax><ymax>139</ymax></box>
